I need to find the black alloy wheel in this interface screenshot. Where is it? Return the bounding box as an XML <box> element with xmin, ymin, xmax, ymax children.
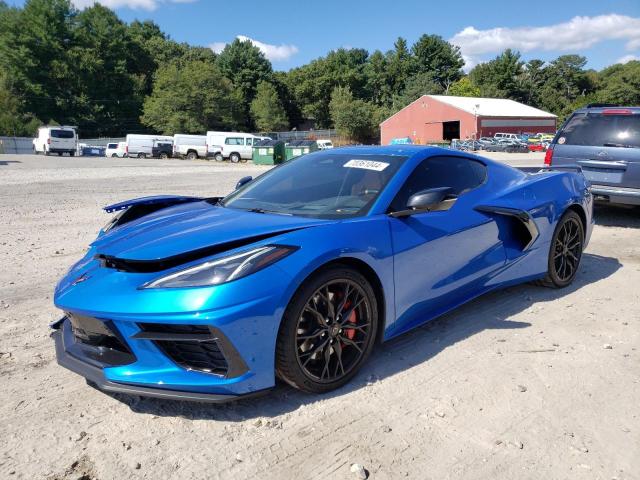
<box><xmin>276</xmin><ymin>267</ymin><xmax>378</xmax><ymax>393</ymax></box>
<box><xmin>538</xmin><ymin>210</ymin><xmax>584</xmax><ymax>288</ymax></box>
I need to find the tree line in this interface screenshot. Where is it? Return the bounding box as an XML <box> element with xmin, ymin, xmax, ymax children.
<box><xmin>1</xmin><ymin>0</ymin><xmax>639</xmax><ymax>141</ymax></box>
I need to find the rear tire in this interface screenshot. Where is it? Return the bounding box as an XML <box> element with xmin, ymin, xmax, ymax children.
<box><xmin>229</xmin><ymin>152</ymin><xmax>240</xmax><ymax>163</ymax></box>
<box><xmin>111</xmin><ymin>153</ymin><xmax>118</xmax><ymax>158</ymax></box>
<box><xmin>159</xmin><ymin>152</ymin><xmax>169</xmax><ymax>159</ymax></box>
<box><xmin>137</xmin><ymin>153</ymin><xmax>145</xmax><ymax>159</ymax></box>
<box><xmin>187</xmin><ymin>151</ymin><xmax>198</xmax><ymax>160</ymax></box>
<box><xmin>536</xmin><ymin>210</ymin><xmax>584</xmax><ymax>288</ymax></box>
<box><xmin>214</xmin><ymin>153</ymin><xmax>224</xmax><ymax>162</ymax></box>
<box><xmin>275</xmin><ymin>266</ymin><xmax>378</xmax><ymax>394</ymax></box>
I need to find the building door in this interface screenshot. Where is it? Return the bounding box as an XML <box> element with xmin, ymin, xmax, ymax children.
<box><xmin>442</xmin><ymin>121</ymin><xmax>460</xmax><ymax>140</ymax></box>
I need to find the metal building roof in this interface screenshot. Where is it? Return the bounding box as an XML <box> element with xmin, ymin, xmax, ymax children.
<box><xmin>428</xmin><ymin>95</ymin><xmax>557</xmax><ymax>118</ymax></box>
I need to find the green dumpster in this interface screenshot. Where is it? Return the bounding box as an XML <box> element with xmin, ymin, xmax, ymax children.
<box><xmin>284</xmin><ymin>140</ymin><xmax>318</xmax><ymax>161</ymax></box>
<box><xmin>252</xmin><ymin>139</ymin><xmax>285</xmax><ymax>165</ymax></box>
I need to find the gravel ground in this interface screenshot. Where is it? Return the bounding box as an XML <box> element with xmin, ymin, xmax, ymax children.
<box><xmin>1</xmin><ymin>153</ymin><xmax>639</xmax><ymax>480</ymax></box>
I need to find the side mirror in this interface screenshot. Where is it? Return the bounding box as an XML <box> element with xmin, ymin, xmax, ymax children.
<box><xmin>390</xmin><ymin>187</ymin><xmax>454</xmax><ymax>218</ymax></box>
<box><xmin>235</xmin><ymin>176</ymin><xmax>253</xmax><ymax>190</ymax></box>
<box><xmin>406</xmin><ymin>187</ymin><xmax>451</xmax><ymax>210</ymax></box>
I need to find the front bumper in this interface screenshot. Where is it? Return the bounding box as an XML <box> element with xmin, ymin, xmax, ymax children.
<box><xmin>591</xmin><ymin>184</ymin><xmax>640</xmax><ymax>206</ymax></box>
<box><xmin>52</xmin><ymin>316</ymin><xmax>271</xmax><ymax>403</ymax></box>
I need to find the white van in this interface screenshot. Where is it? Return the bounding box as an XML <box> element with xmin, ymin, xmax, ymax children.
<box><xmin>206</xmin><ymin>131</ymin><xmax>259</xmax><ymax>162</ymax></box>
<box><xmin>126</xmin><ymin>134</ymin><xmax>173</xmax><ymax>158</ymax></box>
<box><xmin>105</xmin><ymin>142</ymin><xmax>127</xmax><ymax>158</ymax></box>
<box><xmin>494</xmin><ymin>133</ymin><xmax>521</xmax><ymax>141</ymax></box>
<box><xmin>316</xmin><ymin>139</ymin><xmax>334</xmax><ymax>150</ymax></box>
<box><xmin>173</xmin><ymin>134</ymin><xmax>207</xmax><ymax>160</ymax></box>
<box><xmin>33</xmin><ymin>126</ymin><xmax>78</xmax><ymax>156</ymax></box>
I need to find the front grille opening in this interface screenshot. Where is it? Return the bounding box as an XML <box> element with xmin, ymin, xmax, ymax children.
<box><xmin>67</xmin><ymin>314</ymin><xmax>135</xmax><ymax>366</ymax></box>
<box><xmin>138</xmin><ymin>323</ymin><xmax>229</xmax><ymax>376</ymax></box>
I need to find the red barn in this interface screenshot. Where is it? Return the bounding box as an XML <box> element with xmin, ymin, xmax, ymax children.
<box><xmin>380</xmin><ymin>95</ymin><xmax>557</xmax><ymax>145</ymax></box>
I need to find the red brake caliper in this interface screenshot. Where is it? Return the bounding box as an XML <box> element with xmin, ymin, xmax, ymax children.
<box><xmin>342</xmin><ymin>300</ymin><xmax>357</xmax><ymax>340</ymax></box>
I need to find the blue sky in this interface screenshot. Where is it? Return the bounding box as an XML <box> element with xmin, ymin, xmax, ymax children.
<box><xmin>8</xmin><ymin>0</ymin><xmax>640</xmax><ymax>70</ymax></box>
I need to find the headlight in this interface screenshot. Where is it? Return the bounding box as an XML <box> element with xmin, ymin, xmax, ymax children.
<box><xmin>143</xmin><ymin>245</ymin><xmax>297</xmax><ymax>289</ymax></box>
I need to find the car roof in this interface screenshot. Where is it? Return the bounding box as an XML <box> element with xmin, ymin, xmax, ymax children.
<box><xmin>573</xmin><ymin>106</ymin><xmax>640</xmax><ymax>114</ymax></box>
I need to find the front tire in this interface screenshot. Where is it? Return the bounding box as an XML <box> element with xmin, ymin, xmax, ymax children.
<box><xmin>538</xmin><ymin>210</ymin><xmax>584</xmax><ymax>288</ymax></box>
<box><xmin>276</xmin><ymin>266</ymin><xmax>378</xmax><ymax>394</ymax></box>
<box><xmin>159</xmin><ymin>152</ymin><xmax>169</xmax><ymax>159</ymax></box>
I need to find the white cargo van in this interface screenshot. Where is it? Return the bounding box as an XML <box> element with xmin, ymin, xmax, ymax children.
<box><xmin>206</xmin><ymin>131</ymin><xmax>259</xmax><ymax>163</ymax></box>
<box><xmin>105</xmin><ymin>142</ymin><xmax>127</xmax><ymax>158</ymax></box>
<box><xmin>173</xmin><ymin>134</ymin><xmax>207</xmax><ymax>160</ymax></box>
<box><xmin>316</xmin><ymin>139</ymin><xmax>334</xmax><ymax>150</ymax></box>
<box><xmin>126</xmin><ymin>134</ymin><xmax>173</xmax><ymax>158</ymax></box>
<box><xmin>33</xmin><ymin>126</ymin><xmax>78</xmax><ymax>156</ymax></box>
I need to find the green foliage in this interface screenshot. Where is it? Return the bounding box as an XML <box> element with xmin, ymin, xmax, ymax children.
<box><xmin>142</xmin><ymin>60</ymin><xmax>240</xmax><ymax>134</ymax></box>
<box><xmin>0</xmin><ymin>71</ymin><xmax>41</xmax><ymax>135</ymax></box>
<box><xmin>216</xmin><ymin>38</ymin><xmax>272</xmax><ymax>128</ymax></box>
<box><xmin>448</xmin><ymin>77</ymin><xmax>481</xmax><ymax>97</ymax></box>
<box><xmin>0</xmin><ymin>0</ymin><xmax>76</xmax><ymax>127</ymax></box>
<box><xmin>411</xmin><ymin>34</ymin><xmax>464</xmax><ymax>90</ymax></box>
<box><xmin>250</xmin><ymin>81</ymin><xmax>289</xmax><ymax>132</ymax></box>
<box><xmin>392</xmin><ymin>72</ymin><xmax>443</xmax><ymax>109</ymax></box>
<box><xmin>286</xmin><ymin>48</ymin><xmax>369</xmax><ymax>128</ymax></box>
<box><xmin>469</xmin><ymin>49</ymin><xmax>525</xmax><ymax>100</ymax></box>
<box><xmin>0</xmin><ymin>0</ymin><xmax>637</xmax><ymax>138</ymax></box>
<box><xmin>329</xmin><ymin>86</ymin><xmax>378</xmax><ymax>143</ymax></box>
<box><xmin>67</xmin><ymin>4</ymin><xmax>145</xmax><ymax>136</ymax></box>
<box><xmin>383</xmin><ymin>37</ymin><xmax>413</xmax><ymax>99</ymax></box>
<box><xmin>594</xmin><ymin>61</ymin><xmax>640</xmax><ymax>106</ymax></box>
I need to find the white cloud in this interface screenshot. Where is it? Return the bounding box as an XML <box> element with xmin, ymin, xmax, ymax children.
<box><xmin>209</xmin><ymin>42</ymin><xmax>227</xmax><ymax>54</ymax></box>
<box><xmin>209</xmin><ymin>35</ymin><xmax>299</xmax><ymax>62</ymax></box>
<box><xmin>617</xmin><ymin>54</ymin><xmax>640</xmax><ymax>64</ymax></box>
<box><xmin>450</xmin><ymin>14</ymin><xmax>640</xmax><ymax>70</ymax></box>
<box><xmin>71</xmin><ymin>0</ymin><xmax>197</xmax><ymax>11</ymax></box>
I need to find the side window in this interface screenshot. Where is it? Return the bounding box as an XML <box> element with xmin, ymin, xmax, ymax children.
<box><xmin>389</xmin><ymin>156</ymin><xmax>487</xmax><ymax>212</ymax></box>
<box><xmin>225</xmin><ymin>137</ymin><xmax>243</xmax><ymax>145</ymax></box>
<box><xmin>246</xmin><ymin>138</ymin><xmax>253</xmax><ymax>146</ymax></box>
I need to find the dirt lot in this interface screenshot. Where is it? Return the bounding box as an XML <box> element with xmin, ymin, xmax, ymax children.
<box><xmin>1</xmin><ymin>153</ymin><xmax>639</xmax><ymax>480</ymax></box>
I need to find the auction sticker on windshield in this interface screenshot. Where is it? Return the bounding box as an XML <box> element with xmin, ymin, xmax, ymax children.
<box><xmin>343</xmin><ymin>159</ymin><xmax>390</xmax><ymax>171</ymax></box>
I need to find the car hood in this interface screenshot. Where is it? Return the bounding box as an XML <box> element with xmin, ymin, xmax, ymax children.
<box><xmin>92</xmin><ymin>200</ymin><xmax>331</xmax><ymax>262</ymax></box>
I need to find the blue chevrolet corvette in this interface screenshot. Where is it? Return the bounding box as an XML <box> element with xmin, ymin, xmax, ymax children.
<box><xmin>52</xmin><ymin>146</ymin><xmax>593</xmax><ymax>402</ymax></box>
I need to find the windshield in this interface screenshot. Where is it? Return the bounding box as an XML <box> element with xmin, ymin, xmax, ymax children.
<box><xmin>560</xmin><ymin>113</ymin><xmax>640</xmax><ymax>148</ymax></box>
<box><xmin>222</xmin><ymin>152</ymin><xmax>406</xmax><ymax>219</ymax></box>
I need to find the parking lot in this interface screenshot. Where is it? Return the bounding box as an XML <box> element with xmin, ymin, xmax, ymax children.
<box><xmin>1</xmin><ymin>153</ymin><xmax>639</xmax><ymax>480</ymax></box>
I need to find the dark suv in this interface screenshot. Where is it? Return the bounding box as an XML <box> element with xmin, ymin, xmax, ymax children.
<box><xmin>546</xmin><ymin>105</ymin><xmax>640</xmax><ymax>206</ymax></box>
<box><xmin>151</xmin><ymin>141</ymin><xmax>173</xmax><ymax>159</ymax></box>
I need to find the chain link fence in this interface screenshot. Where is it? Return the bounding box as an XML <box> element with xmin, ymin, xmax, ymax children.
<box><xmin>266</xmin><ymin>129</ymin><xmax>338</xmax><ymax>142</ymax></box>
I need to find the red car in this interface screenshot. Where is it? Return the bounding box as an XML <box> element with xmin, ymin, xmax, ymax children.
<box><xmin>528</xmin><ymin>143</ymin><xmax>547</xmax><ymax>152</ymax></box>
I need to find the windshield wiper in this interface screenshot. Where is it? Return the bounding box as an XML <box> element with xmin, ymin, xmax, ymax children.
<box><xmin>248</xmin><ymin>208</ymin><xmax>292</xmax><ymax>216</ymax></box>
<box><xmin>603</xmin><ymin>142</ymin><xmax>636</xmax><ymax>148</ymax></box>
